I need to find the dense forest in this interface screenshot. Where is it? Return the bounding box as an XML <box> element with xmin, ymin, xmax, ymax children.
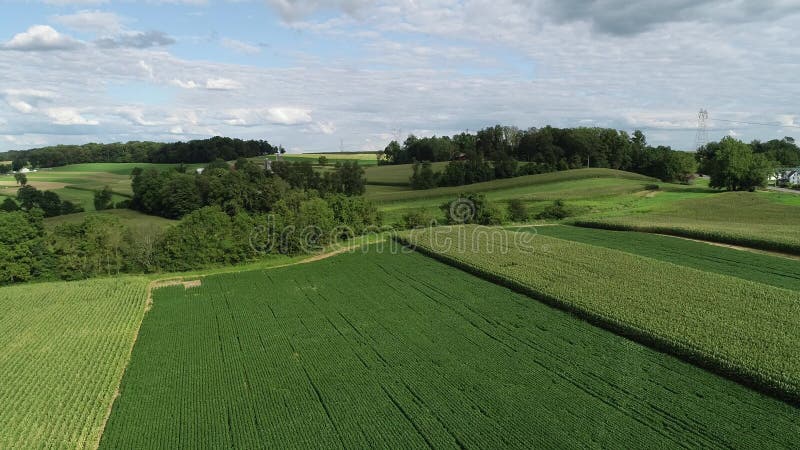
<box><xmin>0</xmin><ymin>136</ymin><xmax>280</xmax><ymax>169</ymax></box>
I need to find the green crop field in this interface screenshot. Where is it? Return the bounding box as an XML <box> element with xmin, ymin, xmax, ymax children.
<box><xmin>575</xmin><ymin>191</ymin><xmax>800</xmax><ymax>254</ymax></box>
<box><xmin>364</xmin><ymin>161</ymin><xmax>450</xmax><ymax>186</ymax></box>
<box><xmin>0</xmin><ymin>277</ymin><xmax>148</xmax><ymax>449</ymax></box>
<box><xmin>280</xmin><ymin>152</ymin><xmax>380</xmax><ymax>166</ymax></box>
<box><xmin>370</xmin><ymin>168</ymin><xmax>662</xmax><ymax>224</ymax></box>
<box><xmin>521</xmin><ymin>225</ymin><xmax>800</xmax><ymax>291</ymax></box>
<box><xmin>401</xmin><ymin>226</ymin><xmax>800</xmax><ymax>401</ymax></box>
<box><xmin>100</xmin><ymin>249</ymin><xmax>798</xmax><ymax>448</ymax></box>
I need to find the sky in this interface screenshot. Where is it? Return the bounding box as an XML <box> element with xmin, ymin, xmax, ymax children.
<box><xmin>1</xmin><ymin>0</ymin><xmax>799</xmax><ymax>153</ymax></box>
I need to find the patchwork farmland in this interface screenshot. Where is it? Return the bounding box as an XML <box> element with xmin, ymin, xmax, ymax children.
<box><xmin>99</xmin><ymin>250</ymin><xmax>798</xmax><ymax>448</ymax></box>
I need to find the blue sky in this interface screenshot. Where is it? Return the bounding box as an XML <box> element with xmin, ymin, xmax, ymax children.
<box><xmin>1</xmin><ymin>0</ymin><xmax>799</xmax><ymax>152</ymax></box>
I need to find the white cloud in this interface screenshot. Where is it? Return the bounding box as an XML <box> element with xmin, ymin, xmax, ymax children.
<box><xmin>9</xmin><ymin>101</ymin><xmax>35</xmax><ymax>114</ymax></box>
<box><xmin>205</xmin><ymin>78</ymin><xmax>242</xmax><ymax>90</ymax></box>
<box><xmin>2</xmin><ymin>25</ymin><xmax>81</xmax><ymax>51</ymax></box>
<box><xmin>171</xmin><ymin>79</ymin><xmax>200</xmax><ymax>89</ymax></box>
<box><xmin>221</xmin><ymin>38</ymin><xmax>261</xmax><ymax>55</ymax></box>
<box><xmin>53</xmin><ymin>10</ymin><xmax>124</xmax><ymax>34</ymax></box>
<box><xmin>266</xmin><ymin>107</ymin><xmax>313</xmax><ymax>125</ymax></box>
<box><xmin>44</xmin><ymin>108</ymin><xmax>99</xmax><ymax>125</ymax></box>
<box><xmin>172</xmin><ymin>78</ymin><xmax>241</xmax><ymax>90</ymax></box>
<box><xmin>265</xmin><ymin>0</ymin><xmax>373</xmax><ymax>21</ymax></box>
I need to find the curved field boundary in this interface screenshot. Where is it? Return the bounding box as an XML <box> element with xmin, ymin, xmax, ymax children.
<box><xmin>394</xmin><ymin>230</ymin><xmax>800</xmax><ymax>406</ymax></box>
<box><xmin>98</xmin><ymin>248</ymin><xmax>799</xmax><ymax>448</ymax></box>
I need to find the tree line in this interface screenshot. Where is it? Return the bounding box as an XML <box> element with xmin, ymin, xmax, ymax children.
<box><xmin>0</xmin><ymin>136</ymin><xmax>280</xmax><ymax>170</ymax></box>
<box><xmin>385</xmin><ymin>126</ymin><xmax>699</xmax><ymax>186</ymax></box>
<box><xmin>130</xmin><ymin>159</ymin><xmax>366</xmax><ymax>219</ymax></box>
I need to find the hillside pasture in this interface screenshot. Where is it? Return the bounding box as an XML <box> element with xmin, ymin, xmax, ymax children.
<box><xmin>364</xmin><ymin>161</ymin><xmax>449</xmax><ymax>186</ymax></box>
<box><xmin>575</xmin><ymin>191</ymin><xmax>800</xmax><ymax>254</ymax></box>
<box><xmin>369</xmin><ymin>168</ymin><xmax>662</xmax><ymax>224</ymax></box>
<box><xmin>0</xmin><ymin>277</ymin><xmax>148</xmax><ymax>449</ymax></box>
<box><xmin>100</xmin><ymin>249</ymin><xmax>798</xmax><ymax>448</ymax></box>
<box><xmin>401</xmin><ymin>226</ymin><xmax>800</xmax><ymax>402</ymax></box>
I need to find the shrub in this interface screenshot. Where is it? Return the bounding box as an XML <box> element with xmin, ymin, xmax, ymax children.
<box><xmin>644</xmin><ymin>184</ymin><xmax>660</xmax><ymax>191</ymax></box>
<box><xmin>441</xmin><ymin>193</ymin><xmax>504</xmax><ymax>225</ymax></box>
<box><xmin>402</xmin><ymin>209</ymin><xmax>436</xmax><ymax>229</ymax></box>
<box><xmin>507</xmin><ymin>199</ymin><xmax>528</xmax><ymax>222</ymax></box>
<box><xmin>536</xmin><ymin>200</ymin><xmax>570</xmax><ymax>220</ymax></box>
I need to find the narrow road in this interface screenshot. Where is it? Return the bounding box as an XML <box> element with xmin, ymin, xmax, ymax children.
<box><xmin>766</xmin><ymin>186</ymin><xmax>800</xmax><ymax>195</ymax></box>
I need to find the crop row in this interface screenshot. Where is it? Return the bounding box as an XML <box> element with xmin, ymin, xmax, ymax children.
<box><xmin>0</xmin><ymin>276</ymin><xmax>148</xmax><ymax>449</ymax></box>
<box><xmin>399</xmin><ymin>226</ymin><xmax>800</xmax><ymax>403</ymax></box>
<box><xmin>99</xmin><ymin>249</ymin><xmax>798</xmax><ymax>448</ymax></box>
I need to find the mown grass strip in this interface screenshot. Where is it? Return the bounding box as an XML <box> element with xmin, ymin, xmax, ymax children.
<box><xmin>399</xmin><ymin>226</ymin><xmax>800</xmax><ymax>404</ymax></box>
<box><xmin>522</xmin><ymin>225</ymin><xmax>800</xmax><ymax>291</ymax></box>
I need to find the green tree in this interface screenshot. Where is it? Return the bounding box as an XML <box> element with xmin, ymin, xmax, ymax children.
<box><xmin>508</xmin><ymin>199</ymin><xmax>528</xmax><ymax>222</ymax></box>
<box><xmin>318</xmin><ymin>155</ymin><xmax>328</xmax><ymax>166</ymax></box>
<box><xmin>14</xmin><ymin>173</ymin><xmax>27</xmax><ymax>186</ymax></box>
<box><xmin>93</xmin><ymin>186</ymin><xmax>114</xmax><ymax>211</ymax></box>
<box><xmin>410</xmin><ymin>161</ymin><xmax>438</xmax><ymax>189</ymax></box>
<box><xmin>705</xmin><ymin>137</ymin><xmax>772</xmax><ymax>191</ymax></box>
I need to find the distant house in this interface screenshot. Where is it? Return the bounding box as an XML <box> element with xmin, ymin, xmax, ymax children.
<box><xmin>453</xmin><ymin>152</ymin><xmax>468</xmax><ymax>161</ymax></box>
<box><xmin>789</xmin><ymin>171</ymin><xmax>800</xmax><ymax>185</ymax></box>
<box><xmin>19</xmin><ymin>167</ymin><xmax>31</xmax><ymax>174</ymax></box>
<box><xmin>196</xmin><ymin>168</ymin><xmax>205</xmax><ymax>175</ymax></box>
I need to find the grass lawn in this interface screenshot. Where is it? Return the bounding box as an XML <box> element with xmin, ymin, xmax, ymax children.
<box><xmin>100</xmin><ymin>249</ymin><xmax>798</xmax><ymax>448</ymax></box>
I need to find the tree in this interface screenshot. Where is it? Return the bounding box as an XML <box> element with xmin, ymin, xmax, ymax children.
<box><xmin>410</xmin><ymin>161</ymin><xmax>438</xmax><ymax>189</ymax></box>
<box><xmin>704</xmin><ymin>137</ymin><xmax>772</xmax><ymax>191</ymax></box>
<box><xmin>14</xmin><ymin>173</ymin><xmax>27</xmax><ymax>186</ymax></box>
<box><xmin>318</xmin><ymin>155</ymin><xmax>328</xmax><ymax>166</ymax></box>
<box><xmin>94</xmin><ymin>186</ymin><xmax>114</xmax><ymax>211</ymax></box>
<box><xmin>508</xmin><ymin>199</ymin><xmax>528</xmax><ymax>222</ymax></box>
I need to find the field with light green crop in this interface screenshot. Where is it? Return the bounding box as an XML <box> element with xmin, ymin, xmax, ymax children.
<box><xmin>522</xmin><ymin>225</ymin><xmax>800</xmax><ymax>290</ymax></box>
<box><xmin>575</xmin><ymin>191</ymin><xmax>800</xmax><ymax>254</ymax></box>
<box><xmin>401</xmin><ymin>226</ymin><xmax>800</xmax><ymax>401</ymax></box>
<box><xmin>100</xmin><ymin>249</ymin><xmax>798</xmax><ymax>448</ymax></box>
<box><xmin>0</xmin><ymin>277</ymin><xmax>148</xmax><ymax>449</ymax></box>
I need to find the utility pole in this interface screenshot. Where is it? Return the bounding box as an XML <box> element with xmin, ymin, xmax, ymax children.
<box><xmin>695</xmin><ymin>109</ymin><xmax>709</xmax><ymax>150</ymax></box>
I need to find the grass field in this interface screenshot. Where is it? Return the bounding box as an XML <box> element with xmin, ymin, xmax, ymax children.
<box><xmin>0</xmin><ymin>277</ymin><xmax>148</xmax><ymax>449</ymax></box>
<box><xmin>521</xmin><ymin>225</ymin><xmax>800</xmax><ymax>291</ymax></box>
<box><xmin>370</xmin><ymin>168</ymin><xmax>661</xmax><ymax>224</ymax></box>
<box><xmin>401</xmin><ymin>226</ymin><xmax>800</xmax><ymax>401</ymax></box>
<box><xmin>100</xmin><ymin>249</ymin><xmax>798</xmax><ymax>448</ymax></box>
<box><xmin>281</xmin><ymin>152</ymin><xmax>380</xmax><ymax>166</ymax></box>
<box><xmin>575</xmin><ymin>191</ymin><xmax>800</xmax><ymax>254</ymax></box>
<box><xmin>364</xmin><ymin>161</ymin><xmax>450</xmax><ymax>186</ymax></box>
